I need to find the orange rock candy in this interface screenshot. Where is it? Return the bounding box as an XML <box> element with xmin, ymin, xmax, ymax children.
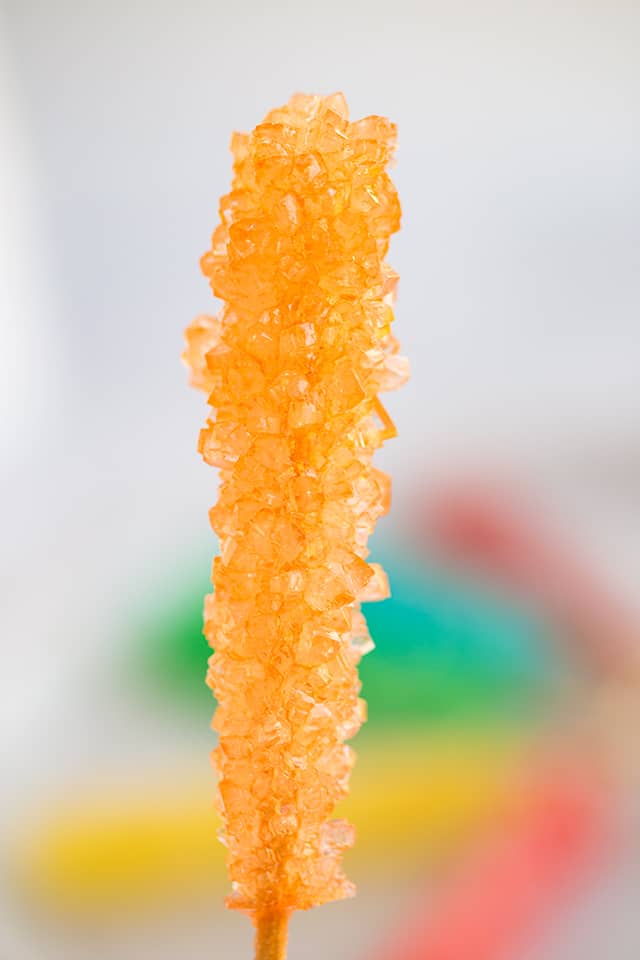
<box><xmin>183</xmin><ymin>93</ymin><xmax>407</xmax><ymax>952</ymax></box>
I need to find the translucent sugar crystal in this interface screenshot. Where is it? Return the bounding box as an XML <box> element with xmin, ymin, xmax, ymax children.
<box><xmin>183</xmin><ymin>93</ymin><xmax>405</xmax><ymax>919</ymax></box>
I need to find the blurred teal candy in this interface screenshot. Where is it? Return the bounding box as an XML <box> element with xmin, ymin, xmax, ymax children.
<box><xmin>131</xmin><ymin>537</ymin><xmax>558</xmax><ymax>728</ymax></box>
<box><xmin>360</xmin><ymin>541</ymin><xmax>556</xmax><ymax>729</ymax></box>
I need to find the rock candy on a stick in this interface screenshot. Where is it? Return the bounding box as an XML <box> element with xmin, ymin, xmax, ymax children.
<box><xmin>183</xmin><ymin>92</ymin><xmax>407</xmax><ymax>959</ymax></box>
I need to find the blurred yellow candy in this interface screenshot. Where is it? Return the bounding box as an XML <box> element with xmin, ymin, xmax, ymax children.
<box><xmin>13</xmin><ymin>733</ymin><xmax>526</xmax><ymax>918</ymax></box>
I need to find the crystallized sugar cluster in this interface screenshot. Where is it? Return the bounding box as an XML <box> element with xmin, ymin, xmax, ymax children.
<box><xmin>184</xmin><ymin>93</ymin><xmax>407</xmax><ymax>920</ymax></box>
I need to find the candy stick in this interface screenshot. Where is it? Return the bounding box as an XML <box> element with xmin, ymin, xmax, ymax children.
<box><xmin>183</xmin><ymin>93</ymin><xmax>406</xmax><ymax>957</ymax></box>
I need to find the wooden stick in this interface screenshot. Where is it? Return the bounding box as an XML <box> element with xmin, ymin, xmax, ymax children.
<box><xmin>255</xmin><ymin>911</ymin><xmax>289</xmax><ymax>960</ymax></box>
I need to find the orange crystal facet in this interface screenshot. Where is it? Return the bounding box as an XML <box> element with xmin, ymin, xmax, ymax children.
<box><xmin>184</xmin><ymin>93</ymin><xmax>406</xmax><ymax>918</ymax></box>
